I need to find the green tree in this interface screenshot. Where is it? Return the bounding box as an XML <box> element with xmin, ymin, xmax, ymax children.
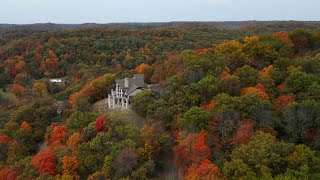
<box><xmin>220</xmin><ymin>75</ymin><xmax>241</xmax><ymax>96</ymax></box>
<box><xmin>224</xmin><ymin>133</ymin><xmax>320</xmax><ymax>179</ymax></box>
<box><xmin>234</xmin><ymin>65</ymin><xmax>260</xmax><ymax>88</ymax></box>
<box><xmin>178</xmin><ymin>106</ymin><xmax>211</xmax><ymax>132</ymax></box>
<box><xmin>286</xmin><ymin>144</ymin><xmax>320</xmax><ymax>179</ymax></box>
<box><xmin>190</xmin><ymin>75</ymin><xmax>221</xmax><ymax>103</ymax></box>
<box><xmin>66</xmin><ymin>111</ymin><xmax>99</xmax><ymax>133</ymax></box>
<box><xmin>131</xmin><ymin>90</ymin><xmax>156</xmax><ymax>118</ymax></box>
<box><xmin>77</xmin><ymin>132</ymin><xmax>112</xmax><ymax>175</ymax></box>
<box><xmin>285</xmin><ymin>71</ymin><xmax>318</xmax><ymax>95</ymax></box>
<box><xmin>297</xmin><ymin>54</ymin><xmax>320</xmax><ymax>74</ymax></box>
<box><xmin>239</xmin><ymin>93</ymin><xmax>275</xmax><ymax>127</ymax></box>
<box><xmin>290</xmin><ymin>30</ymin><xmax>314</xmax><ymax>53</ymax></box>
<box><xmin>224</xmin><ymin>133</ymin><xmax>293</xmax><ymax>179</ymax></box>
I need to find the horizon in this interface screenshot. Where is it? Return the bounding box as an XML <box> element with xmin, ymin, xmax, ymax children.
<box><xmin>1</xmin><ymin>0</ymin><xmax>319</xmax><ymax>24</ymax></box>
<box><xmin>2</xmin><ymin>20</ymin><xmax>320</xmax><ymax>26</ymax></box>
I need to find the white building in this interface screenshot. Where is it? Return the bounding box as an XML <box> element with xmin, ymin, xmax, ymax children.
<box><xmin>108</xmin><ymin>74</ymin><xmax>147</xmax><ymax>109</ymax></box>
<box><xmin>49</xmin><ymin>79</ymin><xmax>62</xmax><ymax>83</ymax></box>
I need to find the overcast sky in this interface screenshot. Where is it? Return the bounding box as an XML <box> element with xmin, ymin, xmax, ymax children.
<box><xmin>0</xmin><ymin>0</ymin><xmax>319</xmax><ymax>24</ymax></box>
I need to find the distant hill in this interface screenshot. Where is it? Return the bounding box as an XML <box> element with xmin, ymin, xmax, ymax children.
<box><xmin>1</xmin><ymin>21</ymin><xmax>320</xmax><ymax>32</ymax></box>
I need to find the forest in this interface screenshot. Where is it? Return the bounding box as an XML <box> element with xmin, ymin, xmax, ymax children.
<box><xmin>1</xmin><ymin>21</ymin><xmax>320</xmax><ymax>179</ymax></box>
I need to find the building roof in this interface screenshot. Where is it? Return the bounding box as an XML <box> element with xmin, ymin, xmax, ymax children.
<box><xmin>115</xmin><ymin>74</ymin><xmax>147</xmax><ymax>95</ymax></box>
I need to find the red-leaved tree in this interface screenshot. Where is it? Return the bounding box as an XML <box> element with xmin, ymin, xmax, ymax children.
<box><xmin>173</xmin><ymin>131</ymin><xmax>211</xmax><ymax>174</ymax></box>
<box><xmin>94</xmin><ymin>116</ymin><xmax>107</xmax><ymax>132</ymax></box>
<box><xmin>31</xmin><ymin>150</ymin><xmax>57</xmax><ymax>176</ymax></box>
<box><xmin>0</xmin><ymin>167</ymin><xmax>17</xmax><ymax>180</ymax></box>
<box><xmin>46</xmin><ymin>125</ymin><xmax>68</xmax><ymax>148</ymax></box>
<box><xmin>0</xmin><ymin>135</ymin><xmax>12</xmax><ymax>143</ymax></box>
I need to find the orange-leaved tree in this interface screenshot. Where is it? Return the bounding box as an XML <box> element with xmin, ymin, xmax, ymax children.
<box><xmin>135</xmin><ymin>63</ymin><xmax>150</xmax><ymax>74</ymax></box>
<box><xmin>273</xmin><ymin>31</ymin><xmax>293</xmax><ymax>45</ymax></box>
<box><xmin>185</xmin><ymin>159</ymin><xmax>225</xmax><ymax>180</ymax></box>
<box><xmin>173</xmin><ymin>131</ymin><xmax>211</xmax><ymax>174</ymax></box>
<box><xmin>11</xmin><ymin>83</ymin><xmax>27</xmax><ymax>97</ymax></box>
<box><xmin>242</xmin><ymin>83</ymin><xmax>269</xmax><ymax>100</ymax></box>
<box><xmin>275</xmin><ymin>94</ymin><xmax>295</xmax><ymax>112</ymax></box>
<box><xmin>20</xmin><ymin>121</ymin><xmax>32</xmax><ymax>131</ymax></box>
<box><xmin>200</xmin><ymin>99</ymin><xmax>216</xmax><ymax>112</ymax></box>
<box><xmin>67</xmin><ymin>132</ymin><xmax>82</xmax><ymax>153</ymax></box>
<box><xmin>62</xmin><ymin>156</ymin><xmax>79</xmax><ymax>178</ymax></box>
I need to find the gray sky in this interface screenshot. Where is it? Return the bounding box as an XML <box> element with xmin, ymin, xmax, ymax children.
<box><xmin>1</xmin><ymin>0</ymin><xmax>319</xmax><ymax>24</ymax></box>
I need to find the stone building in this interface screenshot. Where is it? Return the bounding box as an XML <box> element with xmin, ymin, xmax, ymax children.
<box><xmin>108</xmin><ymin>74</ymin><xmax>147</xmax><ymax>109</ymax></box>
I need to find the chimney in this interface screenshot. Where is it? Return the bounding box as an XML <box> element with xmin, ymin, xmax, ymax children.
<box><xmin>124</xmin><ymin>78</ymin><xmax>129</xmax><ymax>88</ymax></box>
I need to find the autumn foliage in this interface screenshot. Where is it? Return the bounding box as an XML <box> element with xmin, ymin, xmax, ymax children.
<box><xmin>200</xmin><ymin>99</ymin><xmax>216</xmax><ymax>111</ymax></box>
<box><xmin>0</xmin><ymin>167</ymin><xmax>17</xmax><ymax>180</ymax></box>
<box><xmin>32</xmin><ymin>82</ymin><xmax>48</xmax><ymax>97</ymax></box>
<box><xmin>20</xmin><ymin>121</ymin><xmax>32</xmax><ymax>131</ymax></box>
<box><xmin>243</xmin><ymin>35</ymin><xmax>260</xmax><ymax>43</ymax></box>
<box><xmin>273</xmin><ymin>31</ymin><xmax>294</xmax><ymax>45</ymax></box>
<box><xmin>261</xmin><ymin>65</ymin><xmax>273</xmax><ymax>78</ymax></box>
<box><xmin>173</xmin><ymin>131</ymin><xmax>211</xmax><ymax>173</ymax></box>
<box><xmin>31</xmin><ymin>150</ymin><xmax>57</xmax><ymax>176</ymax></box>
<box><xmin>242</xmin><ymin>83</ymin><xmax>269</xmax><ymax>100</ymax></box>
<box><xmin>233</xmin><ymin>118</ymin><xmax>254</xmax><ymax>147</ymax></box>
<box><xmin>1</xmin><ymin>24</ymin><xmax>320</xmax><ymax>179</ymax></box>
<box><xmin>138</xmin><ymin>125</ymin><xmax>161</xmax><ymax>161</ymax></box>
<box><xmin>69</xmin><ymin>74</ymin><xmax>115</xmax><ymax>109</ymax></box>
<box><xmin>40</xmin><ymin>50</ymin><xmax>61</xmax><ymax>77</ymax></box>
<box><xmin>46</xmin><ymin>125</ymin><xmax>68</xmax><ymax>147</ymax></box>
<box><xmin>62</xmin><ymin>156</ymin><xmax>79</xmax><ymax>178</ymax></box>
<box><xmin>67</xmin><ymin>132</ymin><xmax>82</xmax><ymax>153</ymax></box>
<box><xmin>278</xmin><ymin>83</ymin><xmax>286</xmax><ymax>91</ymax></box>
<box><xmin>11</xmin><ymin>83</ymin><xmax>27</xmax><ymax>97</ymax></box>
<box><xmin>185</xmin><ymin>159</ymin><xmax>225</xmax><ymax>180</ymax></box>
<box><xmin>94</xmin><ymin>116</ymin><xmax>107</xmax><ymax>132</ymax></box>
<box><xmin>275</xmin><ymin>94</ymin><xmax>295</xmax><ymax>112</ymax></box>
<box><xmin>0</xmin><ymin>135</ymin><xmax>12</xmax><ymax>143</ymax></box>
<box><xmin>135</xmin><ymin>63</ymin><xmax>150</xmax><ymax>73</ymax></box>
<box><xmin>3</xmin><ymin>56</ymin><xmax>26</xmax><ymax>78</ymax></box>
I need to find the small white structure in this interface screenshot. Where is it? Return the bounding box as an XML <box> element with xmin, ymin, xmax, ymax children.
<box><xmin>49</xmin><ymin>79</ymin><xmax>62</xmax><ymax>83</ymax></box>
<box><xmin>108</xmin><ymin>74</ymin><xmax>147</xmax><ymax>109</ymax></box>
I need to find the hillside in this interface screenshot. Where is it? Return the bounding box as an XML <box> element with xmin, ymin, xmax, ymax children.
<box><xmin>0</xmin><ymin>23</ymin><xmax>320</xmax><ymax>179</ymax></box>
